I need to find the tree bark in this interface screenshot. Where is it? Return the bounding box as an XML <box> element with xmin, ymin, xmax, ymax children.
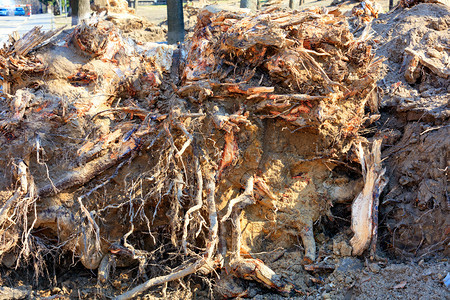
<box><xmin>289</xmin><ymin>0</ymin><xmax>298</xmax><ymax>9</ymax></box>
<box><xmin>240</xmin><ymin>0</ymin><xmax>257</xmax><ymax>11</ymax></box>
<box><xmin>71</xmin><ymin>0</ymin><xmax>91</xmax><ymax>26</ymax></box>
<box><xmin>166</xmin><ymin>0</ymin><xmax>184</xmax><ymax>44</ymax></box>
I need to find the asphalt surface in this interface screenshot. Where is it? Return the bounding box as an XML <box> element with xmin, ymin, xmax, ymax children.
<box><xmin>0</xmin><ymin>13</ymin><xmax>54</xmax><ymax>47</ymax></box>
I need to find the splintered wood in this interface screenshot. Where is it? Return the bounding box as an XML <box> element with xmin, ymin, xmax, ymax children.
<box><xmin>0</xmin><ymin>5</ymin><xmax>384</xmax><ymax>299</ymax></box>
<box><xmin>181</xmin><ymin>5</ymin><xmax>381</xmax><ymax>145</ymax></box>
<box><xmin>350</xmin><ymin>139</ymin><xmax>387</xmax><ymax>257</ymax></box>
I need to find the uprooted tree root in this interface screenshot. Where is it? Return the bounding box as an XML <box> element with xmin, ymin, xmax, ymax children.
<box><xmin>0</xmin><ymin>4</ymin><xmax>392</xmax><ymax>298</ymax></box>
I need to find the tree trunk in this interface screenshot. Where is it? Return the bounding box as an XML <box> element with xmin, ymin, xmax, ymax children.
<box><xmin>71</xmin><ymin>0</ymin><xmax>91</xmax><ymax>26</ymax></box>
<box><xmin>167</xmin><ymin>0</ymin><xmax>184</xmax><ymax>44</ymax></box>
<box><xmin>289</xmin><ymin>0</ymin><xmax>298</xmax><ymax>9</ymax></box>
<box><xmin>240</xmin><ymin>0</ymin><xmax>257</xmax><ymax>11</ymax></box>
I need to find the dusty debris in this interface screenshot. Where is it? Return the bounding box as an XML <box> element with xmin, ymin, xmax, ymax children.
<box><xmin>0</xmin><ymin>286</ymin><xmax>31</xmax><ymax>300</ymax></box>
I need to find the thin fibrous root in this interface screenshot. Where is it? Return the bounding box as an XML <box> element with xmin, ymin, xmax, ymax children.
<box><xmin>0</xmin><ymin>160</ymin><xmax>28</xmax><ymax>228</ymax></box>
<box><xmin>221</xmin><ymin>176</ymin><xmax>254</xmax><ymax>223</ymax></box>
<box><xmin>115</xmin><ymin>177</ymin><xmax>218</xmax><ymax>300</ymax></box>
<box><xmin>181</xmin><ymin>156</ymin><xmax>203</xmax><ymax>253</ymax></box>
<box><xmin>175</xmin><ymin>121</ymin><xmax>193</xmax><ymax>158</ymax></box>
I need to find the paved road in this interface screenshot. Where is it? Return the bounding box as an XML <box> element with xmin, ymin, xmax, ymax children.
<box><xmin>0</xmin><ymin>13</ymin><xmax>54</xmax><ymax>47</ymax></box>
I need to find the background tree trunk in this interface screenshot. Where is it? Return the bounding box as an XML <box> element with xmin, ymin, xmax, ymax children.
<box><xmin>240</xmin><ymin>0</ymin><xmax>257</xmax><ymax>11</ymax></box>
<box><xmin>167</xmin><ymin>0</ymin><xmax>184</xmax><ymax>44</ymax></box>
<box><xmin>289</xmin><ymin>0</ymin><xmax>298</xmax><ymax>9</ymax></box>
<box><xmin>71</xmin><ymin>0</ymin><xmax>91</xmax><ymax>26</ymax></box>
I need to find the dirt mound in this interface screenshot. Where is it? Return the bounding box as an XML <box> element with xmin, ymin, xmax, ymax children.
<box><xmin>371</xmin><ymin>3</ymin><xmax>449</xmax><ymax>258</ymax></box>
<box><xmin>107</xmin><ymin>13</ymin><xmax>167</xmax><ymax>43</ymax></box>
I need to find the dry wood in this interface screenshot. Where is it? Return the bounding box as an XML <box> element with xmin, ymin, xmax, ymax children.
<box><xmin>4</xmin><ymin>26</ymin><xmax>66</xmax><ymax>57</ymax></box>
<box><xmin>351</xmin><ymin>139</ymin><xmax>387</xmax><ymax>256</ymax></box>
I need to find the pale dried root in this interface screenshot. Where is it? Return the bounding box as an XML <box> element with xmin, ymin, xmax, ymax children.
<box><xmin>98</xmin><ymin>254</ymin><xmax>114</xmax><ymax>284</ymax></box>
<box><xmin>78</xmin><ymin>197</ymin><xmax>103</xmax><ymax>269</ymax></box>
<box><xmin>299</xmin><ymin>218</ymin><xmax>316</xmax><ymax>263</ymax></box>
<box><xmin>38</xmin><ymin>137</ymin><xmax>139</xmax><ymax>197</ymax></box>
<box><xmin>221</xmin><ymin>176</ymin><xmax>254</xmax><ymax>223</ymax></box>
<box><xmin>181</xmin><ymin>156</ymin><xmax>203</xmax><ymax>253</ymax></box>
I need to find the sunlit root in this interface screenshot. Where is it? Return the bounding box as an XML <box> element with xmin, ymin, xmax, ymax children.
<box><xmin>175</xmin><ymin>121</ymin><xmax>193</xmax><ymax>158</ymax></box>
<box><xmin>217</xmin><ymin>131</ymin><xmax>238</xmax><ymax>180</ymax></box>
<box><xmin>299</xmin><ymin>218</ymin><xmax>316</xmax><ymax>263</ymax></box>
<box><xmin>0</xmin><ymin>160</ymin><xmax>31</xmax><ymax>258</ymax></box>
<box><xmin>350</xmin><ymin>139</ymin><xmax>387</xmax><ymax>256</ymax></box>
<box><xmin>38</xmin><ymin>136</ymin><xmax>139</xmax><ymax>197</ymax></box>
<box><xmin>221</xmin><ymin>176</ymin><xmax>254</xmax><ymax>223</ymax></box>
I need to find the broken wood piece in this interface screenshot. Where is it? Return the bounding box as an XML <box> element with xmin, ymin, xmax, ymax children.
<box><xmin>98</xmin><ymin>254</ymin><xmax>113</xmax><ymax>284</ymax></box>
<box><xmin>403</xmin><ymin>54</ymin><xmax>421</xmax><ymax>84</ymax></box>
<box><xmin>350</xmin><ymin>139</ymin><xmax>388</xmax><ymax>256</ymax></box>
<box><xmin>230</xmin><ymin>258</ymin><xmax>293</xmax><ymax>294</ymax></box>
<box><xmin>304</xmin><ymin>262</ymin><xmax>336</xmax><ymax>272</ymax></box>
<box><xmin>5</xmin><ymin>25</ymin><xmax>66</xmax><ymax>57</ymax></box>
<box><xmin>405</xmin><ymin>48</ymin><xmax>449</xmax><ymax>79</ymax></box>
<box><xmin>300</xmin><ymin>218</ymin><xmax>316</xmax><ymax>263</ymax></box>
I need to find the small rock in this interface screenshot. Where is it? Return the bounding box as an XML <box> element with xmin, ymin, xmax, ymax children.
<box><xmin>336</xmin><ymin>257</ymin><xmax>364</xmax><ymax>273</ymax></box>
<box><xmin>333</xmin><ymin>237</ymin><xmax>352</xmax><ymax>257</ymax></box>
<box><xmin>430</xmin><ymin>18</ymin><xmax>448</xmax><ymax>31</ymax></box>
<box><xmin>1</xmin><ymin>252</ymin><xmax>16</xmax><ymax>269</ymax></box>
<box><xmin>0</xmin><ymin>286</ymin><xmax>31</xmax><ymax>300</ymax></box>
<box><xmin>322</xmin><ymin>292</ymin><xmax>332</xmax><ymax>300</ymax></box>
<box><xmin>368</xmin><ymin>263</ymin><xmax>381</xmax><ymax>273</ymax></box>
<box><xmin>426</xmin><ymin>49</ymin><xmax>442</xmax><ymax>59</ymax></box>
<box><xmin>443</xmin><ymin>273</ymin><xmax>450</xmax><ymax>288</ymax></box>
<box><xmin>399</xmin><ymin>175</ymin><xmax>412</xmax><ymax>186</ymax></box>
